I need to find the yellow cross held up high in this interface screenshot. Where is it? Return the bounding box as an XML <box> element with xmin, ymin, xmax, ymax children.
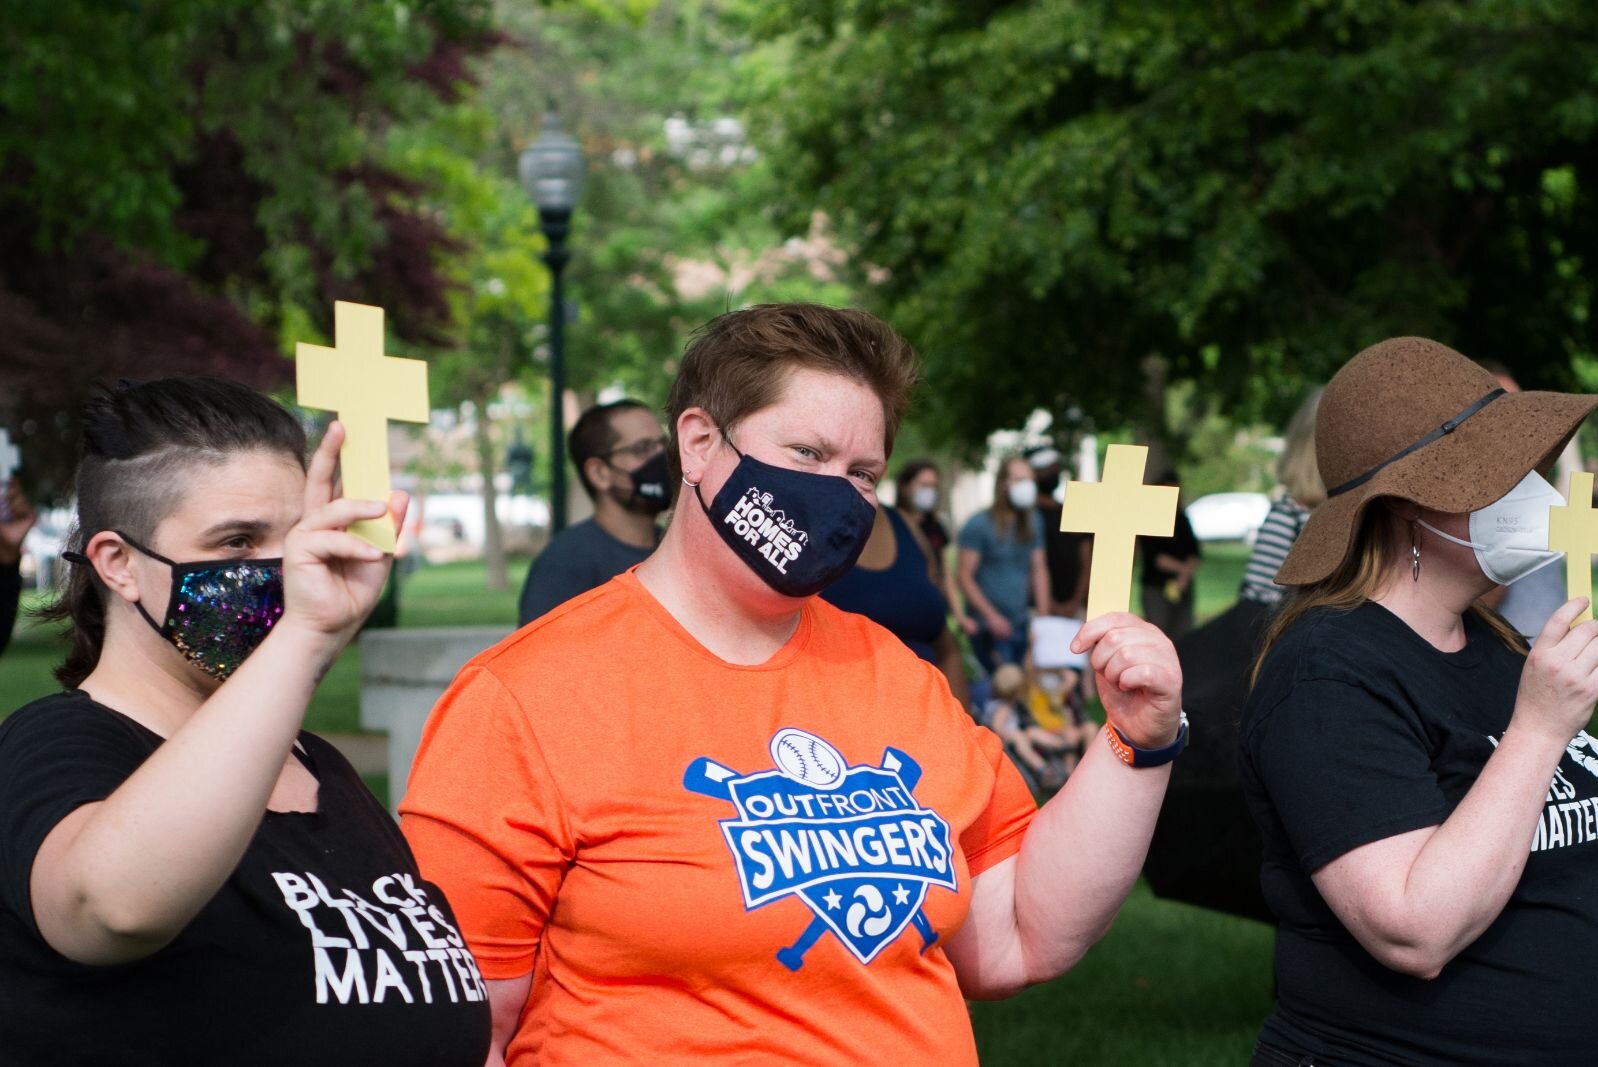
<box><xmin>296</xmin><ymin>301</ymin><xmax>429</xmax><ymax>552</ymax></box>
<box><xmin>1058</xmin><ymin>444</ymin><xmax>1180</xmax><ymax>621</ymax></box>
<box><xmin>1549</xmin><ymin>470</ymin><xmax>1598</xmax><ymax>625</ymax></box>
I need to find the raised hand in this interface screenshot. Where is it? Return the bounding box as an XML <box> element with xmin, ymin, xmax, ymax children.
<box><xmin>279</xmin><ymin>422</ymin><xmax>408</xmax><ymax>650</ymax></box>
<box><xmin>1070</xmin><ymin>612</ymin><xmax>1183</xmax><ymax>748</ymax></box>
<box><xmin>1514</xmin><ymin>597</ymin><xmax>1598</xmax><ymax>746</ymax></box>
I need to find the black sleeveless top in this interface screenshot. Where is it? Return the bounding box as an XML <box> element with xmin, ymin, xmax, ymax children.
<box><xmin>822</xmin><ymin>508</ymin><xmax>948</xmax><ymax>661</ymax></box>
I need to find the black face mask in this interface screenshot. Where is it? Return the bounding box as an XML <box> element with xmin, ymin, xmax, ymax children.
<box><xmin>614</xmin><ymin>451</ymin><xmax>672</xmax><ymax>515</ymax></box>
<box><xmin>1035</xmin><ymin>470</ymin><xmax>1061</xmax><ymax>498</ymax></box>
<box><xmin>695</xmin><ymin>439</ymin><xmax>876</xmax><ymax>598</ymax></box>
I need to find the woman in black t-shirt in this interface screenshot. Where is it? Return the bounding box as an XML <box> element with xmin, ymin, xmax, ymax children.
<box><xmin>0</xmin><ymin>379</ymin><xmax>488</xmax><ymax>1065</ymax></box>
<box><xmin>1240</xmin><ymin>338</ymin><xmax>1598</xmax><ymax>1067</ymax></box>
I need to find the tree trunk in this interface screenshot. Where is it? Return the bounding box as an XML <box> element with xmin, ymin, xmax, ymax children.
<box><xmin>474</xmin><ymin>391</ymin><xmax>509</xmax><ymax>592</ymax></box>
<box><xmin>1139</xmin><ymin>353</ymin><xmax>1174</xmax><ymax>479</ymax></box>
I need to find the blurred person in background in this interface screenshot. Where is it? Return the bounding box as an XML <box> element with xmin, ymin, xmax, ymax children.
<box><xmin>1028</xmin><ymin>445</ymin><xmax>1091</xmax><ymax>620</ymax></box>
<box><xmin>1238</xmin><ymin>390</ymin><xmax>1326</xmax><ymax>610</ymax></box>
<box><xmin>824</xmin><ymin>472</ymin><xmax>970</xmax><ymax>703</ymax></box>
<box><xmin>517</xmin><ymin>399</ymin><xmax>670</xmax><ymax>625</ymax></box>
<box><xmin>892</xmin><ymin>459</ymin><xmax>968</xmax><ymax>634</ymax></box>
<box><xmin>1138</xmin><ymin>469</ymin><xmax>1201</xmax><ymax>639</ymax></box>
<box><xmin>1</xmin><ymin>479</ymin><xmax>37</xmax><ymax>657</ymax></box>
<box><xmin>957</xmin><ymin>455</ymin><xmax>1052</xmax><ymax>672</ymax></box>
<box><xmin>1144</xmin><ymin>386</ymin><xmax>1324</xmax><ymax>924</ymax></box>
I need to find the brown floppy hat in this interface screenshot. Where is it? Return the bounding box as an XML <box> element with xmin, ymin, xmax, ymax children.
<box><xmin>1276</xmin><ymin>337</ymin><xmax>1598</xmax><ymax>586</ymax></box>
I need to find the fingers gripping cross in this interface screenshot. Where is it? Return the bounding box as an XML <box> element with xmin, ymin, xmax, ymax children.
<box><xmin>296</xmin><ymin>302</ymin><xmax>429</xmax><ymax>551</ymax></box>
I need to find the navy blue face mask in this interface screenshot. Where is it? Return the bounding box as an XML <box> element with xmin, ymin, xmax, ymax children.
<box><xmin>695</xmin><ymin>438</ymin><xmax>877</xmax><ymax>598</ymax></box>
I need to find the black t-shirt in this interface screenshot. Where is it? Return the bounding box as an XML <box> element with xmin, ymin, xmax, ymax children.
<box><xmin>1035</xmin><ymin>499</ymin><xmax>1090</xmax><ymax>605</ymax></box>
<box><xmin>1240</xmin><ymin>603</ymin><xmax>1598</xmax><ymax>1066</ymax></box>
<box><xmin>1138</xmin><ymin>508</ymin><xmax>1199</xmax><ymax>585</ymax></box>
<box><xmin>911</xmin><ymin>510</ymin><xmax>948</xmax><ymax>558</ymax></box>
<box><xmin>518</xmin><ymin>517</ymin><xmax>658</xmax><ymax>625</ymax></box>
<box><xmin>0</xmin><ymin>692</ymin><xmax>490</xmax><ymax>1066</ymax></box>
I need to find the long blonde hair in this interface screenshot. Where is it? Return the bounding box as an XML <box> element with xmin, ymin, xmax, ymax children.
<box><xmin>1253</xmin><ymin>500</ymin><xmax>1526</xmax><ymax>684</ymax></box>
<box><xmin>1278</xmin><ymin>388</ymin><xmax>1326</xmax><ymax>508</ymax></box>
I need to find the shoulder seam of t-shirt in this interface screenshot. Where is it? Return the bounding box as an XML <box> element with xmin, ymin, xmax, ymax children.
<box><xmin>1244</xmin><ymin>670</ymin><xmax>1390</xmax><ymax>741</ymax></box>
<box><xmin>1297</xmin><ymin>805</ymin><xmax>1451</xmax><ymax>872</ymax></box>
<box><xmin>459</xmin><ymin>664</ymin><xmax>579</xmax><ymax>850</ymax></box>
<box><xmin>478</xmin><ymin>574</ymin><xmax>632</xmax><ymax>669</ymax></box>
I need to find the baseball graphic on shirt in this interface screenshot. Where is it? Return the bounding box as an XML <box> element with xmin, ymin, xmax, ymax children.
<box><xmin>770</xmin><ymin>728</ymin><xmax>846</xmax><ymax>790</ymax></box>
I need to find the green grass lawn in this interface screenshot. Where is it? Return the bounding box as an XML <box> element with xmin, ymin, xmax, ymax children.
<box><xmin>1195</xmin><ymin>540</ymin><xmax>1251</xmax><ymax>622</ymax></box>
<box><xmin>3</xmin><ymin>547</ymin><xmax>1275</xmax><ymax>1063</ymax></box>
<box><xmin>971</xmin><ymin>882</ymin><xmax>1272</xmax><ymax>1065</ymax></box>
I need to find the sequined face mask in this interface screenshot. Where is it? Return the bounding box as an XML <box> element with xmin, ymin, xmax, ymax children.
<box><xmin>117</xmin><ymin>533</ymin><xmax>285</xmax><ymax>680</ymax></box>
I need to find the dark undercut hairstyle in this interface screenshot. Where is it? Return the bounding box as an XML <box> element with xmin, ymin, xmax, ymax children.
<box><xmin>40</xmin><ymin>378</ymin><xmax>307</xmax><ymax>688</ymax></box>
<box><xmin>569</xmin><ymin>399</ymin><xmax>653</xmax><ymax>499</ymax></box>
<box><xmin>664</xmin><ymin>303</ymin><xmax>920</xmax><ymax>482</ymax></box>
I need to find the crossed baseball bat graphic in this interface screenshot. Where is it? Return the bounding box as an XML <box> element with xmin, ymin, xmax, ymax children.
<box><xmin>683</xmin><ymin>747</ymin><xmax>940</xmax><ymax>971</ymax></box>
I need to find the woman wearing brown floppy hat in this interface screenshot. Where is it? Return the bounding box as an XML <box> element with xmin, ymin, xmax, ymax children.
<box><xmin>1239</xmin><ymin>337</ymin><xmax>1598</xmax><ymax>1066</ymax></box>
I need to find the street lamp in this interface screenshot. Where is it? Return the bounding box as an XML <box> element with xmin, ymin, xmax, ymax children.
<box><xmin>519</xmin><ymin>106</ymin><xmax>586</xmax><ymax>533</ymax></box>
<box><xmin>505</xmin><ymin>428</ymin><xmax>534</xmax><ymax>497</ymax></box>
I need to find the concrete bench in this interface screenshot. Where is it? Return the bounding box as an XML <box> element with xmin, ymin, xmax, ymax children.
<box><xmin>359</xmin><ymin>626</ymin><xmax>512</xmax><ymax>809</ymax></box>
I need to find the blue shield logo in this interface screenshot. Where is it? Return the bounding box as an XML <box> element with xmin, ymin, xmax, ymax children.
<box><xmin>684</xmin><ymin>729</ymin><xmax>957</xmax><ymax>969</ymax></box>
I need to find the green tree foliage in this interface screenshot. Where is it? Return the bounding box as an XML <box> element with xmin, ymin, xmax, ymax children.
<box><xmin>1</xmin><ymin>0</ymin><xmax>494</xmax><ymax>494</ymax></box>
<box><xmin>384</xmin><ymin>99</ymin><xmax>550</xmax><ymax>590</ymax></box>
<box><xmin>482</xmin><ymin>0</ymin><xmax>851</xmax><ymax>406</ymax></box>
<box><xmin>745</xmin><ymin>1</ymin><xmax>1598</xmax><ymax>450</ymax></box>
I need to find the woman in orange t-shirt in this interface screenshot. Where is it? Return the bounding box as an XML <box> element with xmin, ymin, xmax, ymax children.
<box><xmin>401</xmin><ymin>303</ymin><xmax>1187</xmax><ymax>1066</ymax></box>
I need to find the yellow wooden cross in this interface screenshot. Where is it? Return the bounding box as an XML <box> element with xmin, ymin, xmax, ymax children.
<box><xmin>1549</xmin><ymin>470</ymin><xmax>1598</xmax><ymax>625</ymax></box>
<box><xmin>1058</xmin><ymin>444</ymin><xmax>1179</xmax><ymax>620</ymax></box>
<box><xmin>296</xmin><ymin>301</ymin><xmax>429</xmax><ymax>551</ymax></box>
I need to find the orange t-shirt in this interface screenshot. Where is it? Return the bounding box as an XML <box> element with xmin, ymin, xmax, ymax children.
<box><xmin>400</xmin><ymin>570</ymin><xmax>1036</xmax><ymax>1066</ymax></box>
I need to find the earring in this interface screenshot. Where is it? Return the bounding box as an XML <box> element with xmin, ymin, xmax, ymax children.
<box><xmin>682</xmin><ymin>473</ymin><xmax>700</xmax><ymax>488</ymax></box>
<box><xmin>1410</xmin><ymin>521</ymin><xmax>1422</xmax><ymax>581</ymax></box>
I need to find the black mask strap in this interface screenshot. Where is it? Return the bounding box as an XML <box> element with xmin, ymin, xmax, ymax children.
<box><xmin>63</xmin><ymin>532</ymin><xmax>176</xmax><ymax>635</ymax></box>
<box><xmin>693</xmin><ymin>435</ymin><xmax>744</xmax><ymax>515</ymax></box>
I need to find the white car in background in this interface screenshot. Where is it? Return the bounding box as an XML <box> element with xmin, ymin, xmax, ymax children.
<box><xmin>1186</xmin><ymin>491</ymin><xmax>1272</xmax><ymax>543</ymax></box>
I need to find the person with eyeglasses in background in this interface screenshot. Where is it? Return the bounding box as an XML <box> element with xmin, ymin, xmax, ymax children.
<box><xmin>517</xmin><ymin>400</ymin><xmax>672</xmax><ymax>625</ymax></box>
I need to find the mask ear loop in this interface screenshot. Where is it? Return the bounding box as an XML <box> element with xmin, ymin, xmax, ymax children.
<box><xmin>107</xmin><ymin>531</ymin><xmax>178</xmax><ymax>636</ymax></box>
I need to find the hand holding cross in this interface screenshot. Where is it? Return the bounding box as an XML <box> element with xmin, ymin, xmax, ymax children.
<box><xmin>296</xmin><ymin>302</ymin><xmax>429</xmax><ymax>552</ymax></box>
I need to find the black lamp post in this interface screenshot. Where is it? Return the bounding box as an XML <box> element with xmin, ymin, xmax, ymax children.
<box><xmin>519</xmin><ymin>107</ymin><xmax>586</xmax><ymax>533</ymax></box>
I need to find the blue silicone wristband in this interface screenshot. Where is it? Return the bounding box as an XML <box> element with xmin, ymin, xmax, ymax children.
<box><xmin>1105</xmin><ymin>712</ymin><xmax>1189</xmax><ymax>768</ymax></box>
